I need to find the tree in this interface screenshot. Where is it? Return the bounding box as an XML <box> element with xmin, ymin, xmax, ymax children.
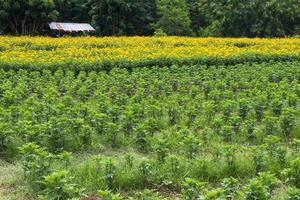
<box><xmin>0</xmin><ymin>20</ymin><xmax>8</xmax><ymax>34</ymax></box>
<box><xmin>88</xmin><ymin>0</ymin><xmax>156</xmax><ymax>36</ymax></box>
<box><xmin>124</xmin><ymin>0</ymin><xmax>156</xmax><ymax>35</ymax></box>
<box><xmin>54</xmin><ymin>0</ymin><xmax>90</xmax><ymax>23</ymax></box>
<box><xmin>186</xmin><ymin>0</ymin><xmax>210</xmax><ymax>36</ymax></box>
<box><xmin>199</xmin><ymin>0</ymin><xmax>300</xmax><ymax>37</ymax></box>
<box><xmin>154</xmin><ymin>0</ymin><xmax>193</xmax><ymax>36</ymax></box>
<box><xmin>0</xmin><ymin>0</ymin><xmax>58</xmax><ymax>35</ymax></box>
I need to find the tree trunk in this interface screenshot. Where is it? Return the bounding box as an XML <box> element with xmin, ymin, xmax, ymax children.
<box><xmin>21</xmin><ymin>19</ymin><xmax>26</xmax><ymax>35</ymax></box>
<box><xmin>7</xmin><ymin>18</ymin><xmax>18</xmax><ymax>35</ymax></box>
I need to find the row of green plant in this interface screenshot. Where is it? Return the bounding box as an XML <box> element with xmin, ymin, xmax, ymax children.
<box><xmin>2</xmin><ymin>52</ymin><xmax>300</xmax><ymax>73</ymax></box>
<box><xmin>0</xmin><ymin>62</ymin><xmax>299</xmax><ymax>158</ymax></box>
<box><xmin>0</xmin><ymin>61</ymin><xmax>298</xmax><ymax>199</ymax></box>
<box><xmin>19</xmin><ymin>141</ymin><xmax>300</xmax><ymax>199</ymax></box>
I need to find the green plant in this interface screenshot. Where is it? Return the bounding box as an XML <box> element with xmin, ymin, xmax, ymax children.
<box><xmin>167</xmin><ymin>102</ymin><xmax>181</xmax><ymax>126</ymax></box>
<box><xmin>134</xmin><ymin>189</ymin><xmax>168</xmax><ymax>200</ymax></box>
<box><xmin>287</xmin><ymin>187</ymin><xmax>300</xmax><ymax>200</ymax></box>
<box><xmin>252</xmin><ymin>145</ymin><xmax>267</xmax><ymax>174</ymax></box>
<box><xmin>271</xmin><ymin>98</ymin><xmax>284</xmax><ymax>116</ymax></box>
<box><xmin>102</xmin><ymin>159</ymin><xmax>117</xmax><ymax>189</ymax></box>
<box><xmin>253</xmin><ymin>95</ymin><xmax>267</xmax><ymax>122</ymax></box>
<box><xmin>0</xmin><ymin>122</ymin><xmax>15</xmax><ymax>158</ymax></box>
<box><xmin>244</xmin><ymin>179</ymin><xmax>270</xmax><ymax>200</ymax></box>
<box><xmin>45</xmin><ymin>117</ymin><xmax>72</xmax><ymax>153</ymax></box>
<box><xmin>265</xmin><ymin>135</ymin><xmax>281</xmax><ymax>157</ymax></box>
<box><xmin>280</xmin><ymin>108</ymin><xmax>296</xmax><ymax>137</ymax></box>
<box><xmin>244</xmin><ymin>119</ymin><xmax>256</xmax><ymax>143</ymax></box>
<box><xmin>238</xmin><ymin>98</ymin><xmax>251</xmax><ymax>119</ymax></box>
<box><xmin>292</xmin><ymin>139</ymin><xmax>300</xmax><ymax>153</ymax></box>
<box><xmin>120</xmin><ymin>110</ymin><xmax>135</xmax><ymax>135</ymax></box>
<box><xmin>182</xmin><ymin>134</ymin><xmax>200</xmax><ymax>159</ymax></box>
<box><xmin>124</xmin><ymin>154</ymin><xmax>134</xmax><ymax>169</ymax></box>
<box><xmin>223</xmin><ymin>145</ymin><xmax>237</xmax><ymax>176</ymax></box>
<box><xmin>212</xmin><ymin>116</ymin><xmax>223</xmax><ymax>135</ymax></box>
<box><xmin>221</xmin><ymin>125</ymin><xmax>234</xmax><ymax>143</ymax></box>
<box><xmin>138</xmin><ymin>160</ymin><xmax>152</xmax><ymax>187</ymax></box>
<box><xmin>19</xmin><ymin>143</ymin><xmax>54</xmax><ymax>191</ymax></box>
<box><xmin>58</xmin><ymin>151</ymin><xmax>73</xmax><ymax>169</ymax></box>
<box><xmin>205</xmin><ymin>188</ymin><xmax>225</xmax><ymax>200</ymax></box>
<box><xmin>282</xmin><ymin>158</ymin><xmax>300</xmax><ymax>187</ymax></box>
<box><xmin>165</xmin><ymin>155</ymin><xmax>182</xmax><ymax>176</ymax></box>
<box><xmin>263</xmin><ymin>116</ymin><xmax>279</xmax><ymax>135</ymax></box>
<box><xmin>154</xmin><ymin>138</ymin><xmax>170</xmax><ymax>162</ymax></box>
<box><xmin>221</xmin><ymin>177</ymin><xmax>239</xmax><ymax>199</ymax></box>
<box><xmin>275</xmin><ymin>146</ymin><xmax>287</xmax><ymax>166</ymax></box>
<box><xmin>181</xmin><ymin>178</ymin><xmax>205</xmax><ymax>200</ymax></box>
<box><xmin>222</xmin><ymin>100</ymin><xmax>235</xmax><ymax>122</ymax></box>
<box><xmin>202</xmin><ymin>100</ymin><xmax>216</xmax><ymax>122</ymax></box>
<box><xmin>229</xmin><ymin>115</ymin><xmax>242</xmax><ymax>134</ymax></box>
<box><xmin>200</xmin><ymin>127</ymin><xmax>212</xmax><ymax>144</ymax></box>
<box><xmin>40</xmin><ymin>170</ymin><xmax>83</xmax><ymax>200</ymax></box>
<box><xmin>154</xmin><ymin>29</ymin><xmax>167</xmax><ymax>37</ymax></box>
<box><xmin>97</xmin><ymin>190</ymin><xmax>123</xmax><ymax>200</ymax></box>
<box><xmin>255</xmin><ymin>172</ymin><xmax>280</xmax><ymax>192</ymax></box>
<box><xmin>105</xmin><ymin>122</ymin><xmax>120</xmax><ymax>148</ymax></box>
<box><xmin>135</xmin><ymin>125</ymin><xmax>149</xmax><ymax>153</ymax></box>
<box><xmin>244</xmin><ymin>172</ymin><xmax>280</xmax><ymax>200</ymax></box>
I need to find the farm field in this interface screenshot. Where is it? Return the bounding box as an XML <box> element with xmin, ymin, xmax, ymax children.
<box><xmin>0</xmin><ymin>37</ymin><xmax>299</xmax><ymax>200</ymax></box>
<box><xmin>0</xmin><ymin>37</ymin><xmax>300</xmax><ymax>71</ymax></box>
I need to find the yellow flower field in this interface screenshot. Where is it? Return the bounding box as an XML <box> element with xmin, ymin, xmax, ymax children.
<box><xmin>0</xmin><ymin>36</ymin><xmax>300</xmax><ymax>70</ymax></box>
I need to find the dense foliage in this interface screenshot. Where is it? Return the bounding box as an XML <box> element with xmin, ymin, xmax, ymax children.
<box><xmin>1</xmin><ymin>61</ymin><xmax>299</xmax><ymax>199</ymax></box>
<box><xmin>88</xmin><ymin>0</ymin><xmax>156</xmax><ymax>36</ymax></box>
<box><xmin>0</xmin><ymin>37</ymin><xmax>300</xmax><ymax>71</ymax></box>
<box><xmin>154</xmin><ymin>0</ymin><xmax>192</xmax><ymax>36</ymax></box>
<box><xmin>0</xmin><ymin>0</ymin><xmax>300</xmax><ymax>37</ymax></box>
<box><xmin>0</xmin><ymin>0</ymin><xmax>58</xmax><ymax>35</ymax></box>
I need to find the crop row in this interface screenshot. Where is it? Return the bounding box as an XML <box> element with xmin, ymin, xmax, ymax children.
<box><xmin>0</xmin><ymin>61</ymin><xmax>299</xmax><ymax>198</ymax></box>
<box><xmin>0</xmin><ymin>62</ymin><xmax>299</xmax><ymax>155</ymax></box>
<box><xmin>0</xmin><ymin>37</ymin><xmax>300</xmax><ymax>71</ymax></box>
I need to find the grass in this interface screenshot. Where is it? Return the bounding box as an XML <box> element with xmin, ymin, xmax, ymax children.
<box><xmin>0</xmin><ymin>160</ymin><xmax>30</xmax><ymax>200</ymax></box>
<box><xmin>0</xmin><ymin>147</ymin><xmax>297</xmax><ymax>199</ymax></box>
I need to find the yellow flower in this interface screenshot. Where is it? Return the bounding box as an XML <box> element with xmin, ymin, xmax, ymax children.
<box><xmin>0</xmin><ymin>36</ymin><xmax>299</xmax><ymax>70</ymax></box>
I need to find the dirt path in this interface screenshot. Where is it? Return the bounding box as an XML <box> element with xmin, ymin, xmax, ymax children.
<box><xmin>0</xmin><ymin>183</ymin><xmax>13</xmax><ymax>200</ymax></box>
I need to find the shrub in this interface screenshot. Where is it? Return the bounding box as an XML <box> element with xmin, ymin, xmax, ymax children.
<box><xmin>181</xmin><ymin>178</ymin><xmax>206</xmax><ymax>200</ymax></box>
<box><xmin>97</xmin><ymin>190</ymin><xmax>123</xmax><ymax>200</ymax></box>
<box><xmin>238</xmin><ymin>98</ymin><xmax>251</xmax><ymax>119</ymax></box>
<box><xmin>244</xmin><ymin>119</ymin><xmax>256</xmax><ymax>143</ymax></box>
<box><xmin>282</xmin><ymin>158</ymin><xmax>300</xmax><ymax>187</ymax></box>
<box><xmin>280</xmin><ymin>108</ymin><xmax>296</xmax><ymax>137</ymax></box>
<box><xmin>138</xmin><ymin>159</ymin><xmax>153</xmax><ymax>188</ymax></box>
<box><xmin>205</xmin><ymin>188</ymin><xmax>225</xmax><ymax>200</ymax></box>
<box><xmin>19</xmin><ymin>143</ymin><xmax>74</xmax><ymax>193</ymax></box>
<box><xmin>182</xmin><ymin>134</ymin><xmax>200</xmax><ymax>159</ymax></box>
<box><xmin>154</xmin><ymin>138</ymin><xmax>170</xmax><ymax>162</ymax></box>
<box><xmin>223</xmin><ymin>145</ymin><xmax>237</xmax><ymax>176</ymax></box>
<box><xmin>102</xmin><ymin>159</ymin><xmax>117</xmax><ymax>189</ymax></box>
<box><xmin>19</xmin><ymin>143</ymin><xmax>55</xmax><ymax>191</ymax></box>
<box><xmin>221</xmin><ymin>177</ymin><xmax>239</xmax><ymax>199</ymax></box>
<box><xmin>253</xmin><ymin>96</ymin><xmax>267</xmax><ymax>122</ymax></box>
<box><xmin>263</xmin><ymin>116</ymin><xmax>279</xmax><ymax>135</ymax></box>
<box><xmin>40</xmin><ymin>170</ymin><xmax>83</xmax><ymax>200</ymax></box>
<box><xmin>244</xmin><ymin>172</ymin><xmax>280</xmax><ymax>199</ymax></box>
<box><xmin>244</xmin><ymin>179</ymin><xmax>270</xmax><ymax>200</ymax></box>
<box><xmin>287</xmin><ymin>187</ymin><xmax>300</xmax><ymax>200</ymax></box>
